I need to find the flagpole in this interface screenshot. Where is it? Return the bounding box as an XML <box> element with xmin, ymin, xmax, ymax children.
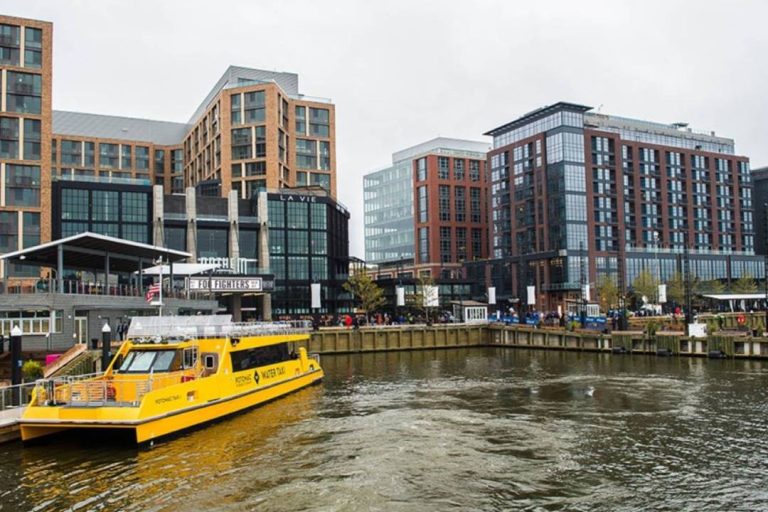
<box><xmin>158</xmin><ymin>258</ymin><xmax>163</xmax><ymax>317</ymax></box>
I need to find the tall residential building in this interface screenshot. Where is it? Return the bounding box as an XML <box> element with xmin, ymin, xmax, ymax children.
<box><xmin>0</xmin><ymin>14</ymin><xmax>338</xmax><ymax>290</ymax></box>
<box><xmin>363</xmin><ymin>137</ymin><xmax>489</xmax><ymax>276</ymax></box>
<box><xmin>0</xmin><ymin>15</ymin><xmax>52</xmax><ymax>278</ymax></box>
<box><xmin>483</xmin><ymin>101</ymin><xmax>764</xmax><ymax>310</ymax></box>
<box><xmin>752</xmin><ymin>167</ymin><xmax>768</xmax><ymax>256</ymax></box>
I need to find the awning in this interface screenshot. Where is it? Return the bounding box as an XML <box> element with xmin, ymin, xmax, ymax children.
<box><xmin>0</xmin><ymin>232</ymin><xmax>191</xmax><ymax>273</ymax></box>
<box><xmin>703</xmin><ymin>293</ymin><xmax>767</xmax><ymax>301</ymax></box>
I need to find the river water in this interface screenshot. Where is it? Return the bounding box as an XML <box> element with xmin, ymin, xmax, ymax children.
<box><xmin>2</xmin><ymin>348</ymin><xmax>768</xmax><ymax>511</ymax></box>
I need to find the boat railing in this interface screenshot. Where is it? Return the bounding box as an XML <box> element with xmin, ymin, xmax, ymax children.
<box><xmin>0</xmin><ymin>381</ymin><xmax>38</xmax><ymax>412</ymax></box>
<box><xmin>127</xmin><ymin>315</ymin><xmax>311</xmax><ymax>341</ymax></box>
<box><xmin>228</xmin><ymin>321</ymin><xmax>312</xmax><ymax>337</ymax></box>
<box><xmin>33</xmin><ymin>369</ymin><xmax>198</xmax><ymax>408</ymax></box>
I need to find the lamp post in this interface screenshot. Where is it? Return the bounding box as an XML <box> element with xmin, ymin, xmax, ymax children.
<box><xmin>653</xmin><ymin>230</ymin><xmax>660</xmax><ymax>312</ymax></box>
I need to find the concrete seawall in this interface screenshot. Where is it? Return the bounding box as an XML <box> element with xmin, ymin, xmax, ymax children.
<box><xmin>303</xmin><ymin>324</ymin><xmax>768</xmax><ymax>359</ymax></box>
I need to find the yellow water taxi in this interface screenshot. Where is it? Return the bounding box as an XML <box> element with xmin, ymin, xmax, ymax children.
<box><xmin>20</xmin><ymin>315</ymin><xmax>323</xmax><ymax>444</ymax></box>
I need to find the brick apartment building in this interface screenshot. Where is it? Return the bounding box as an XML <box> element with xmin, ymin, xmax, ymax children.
<box><xmin>0</xmin><ymin>14</ymin><xmax>338</xmax><ymax>284</ymax></box>
<box><xmin>478</xmin><ymin>101</ymin><xmax>764</xmax><ymax>312</ymax></box>
<box><xmin>363</xmin><ymin>137</ymin><xmax>489</xmax><ymax>279</ymax></box>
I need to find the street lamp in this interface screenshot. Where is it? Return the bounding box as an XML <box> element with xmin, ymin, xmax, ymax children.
<box><xmin>653</xmin><ymin>230</ymin><xmax>660</xmax><ymax>312</ymax></box>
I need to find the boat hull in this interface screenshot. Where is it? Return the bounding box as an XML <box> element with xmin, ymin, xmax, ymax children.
<box><xmin>20</xmin><ymin>369</ymin><xmax>323</xmax><ymax>444</ymax></box>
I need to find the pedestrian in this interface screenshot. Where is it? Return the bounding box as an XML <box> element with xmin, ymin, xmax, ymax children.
<box><xmin>344</xmin><ymin>314</ymin><xmax>352</xmax><ymax>328</ymax></box>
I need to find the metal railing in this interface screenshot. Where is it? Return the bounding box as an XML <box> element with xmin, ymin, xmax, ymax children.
<box><xmin>4</xmin><ymin>279</ymin><xmax>191</xmax><ymax>300</ymax></box>
<box><xmin>0</xmin><ymin>381</ymin><xmax>37</xmax><ymax>411</ymax></box>
<box><xmin>32</xmin><ymin>370</ymin><xmax>198</xmax><ymax>408</ymax></box>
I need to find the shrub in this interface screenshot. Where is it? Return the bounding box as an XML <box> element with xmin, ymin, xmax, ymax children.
<box><xmin>22</xmin><ymin>360</ymin><xmax>44</xmax><ymax>382</ymax></box>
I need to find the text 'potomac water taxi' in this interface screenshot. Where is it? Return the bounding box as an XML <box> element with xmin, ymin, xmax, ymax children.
<box><xmin>20</xmin><ymin>315</ymin><xmax>323</xmax><ymax>444</ymax></box>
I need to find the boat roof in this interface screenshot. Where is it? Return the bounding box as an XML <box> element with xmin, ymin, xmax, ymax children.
<box><xmin>127</xmin><ymin>315</ymin><xmax>310</xmax><ymax>340</ymax></box>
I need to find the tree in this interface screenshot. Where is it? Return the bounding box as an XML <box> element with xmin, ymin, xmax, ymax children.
<box><xmin>630</xmin><ymin>269</ymin><xmax>658</xmax><ymax>306</ymax></box>
<box><xmin>343</xmin><ymin>271</ymin><xmax>386</xmax><ymax>320</ymax></box>
<box><xmin>595</xmin><ymin>275</ymin><xmax>619</xmax><ymax>312</ymax></box>
<box><xmin>408</xmin><ymin>275</ymin><xmax>437</xmax><ymax>323</ymax></box>
<box><xmin>666</xmin><ymin>271</ymin><xmax>686</xmax><ymax>306</ymax></box>
<box><xmin>731</xmin><ymin>274</ymin><xmax>758</xmax><ymax>294</ymax></box>
<box><xmin>698</xmin><ymin>279</ymin><xmax>725</xmax><ymax>295</ymax></box>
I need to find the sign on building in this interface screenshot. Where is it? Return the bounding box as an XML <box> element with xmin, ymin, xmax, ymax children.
<box><xmin>189</xmin><ymin>277</ymin><xmax>265</xmax><ymax>292</ymax></box>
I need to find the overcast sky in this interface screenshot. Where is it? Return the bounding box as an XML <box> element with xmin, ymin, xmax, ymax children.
<box><xmin>7</xmin><ymin>0</ymin><xmax>768</xmax><ymax>258</ymax></box>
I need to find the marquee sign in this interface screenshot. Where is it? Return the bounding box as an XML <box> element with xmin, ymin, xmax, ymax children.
<box><xmin>188</xmin><ymin>277</ymin><xmax>274</xmax><ymax>293</ymax></box>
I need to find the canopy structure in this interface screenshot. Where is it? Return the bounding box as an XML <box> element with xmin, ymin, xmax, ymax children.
<box><xmin>702</xmin><ymin>293</ymin><xmax>768</xmax><ymax>313</ymax></box>
<box><xmin>703</xmin><ymin>293</ymin><xmax>767</xmax><ymax>301</ymax></box>
<box><xmin>139</xmin><ymin>263</ymin><xmax>220</xmax><ymax>276</ymax></box>
<box><xmin>0</xmin><ymin>232</ymin><xmax>191</xmax><ymax>292</ymax></box>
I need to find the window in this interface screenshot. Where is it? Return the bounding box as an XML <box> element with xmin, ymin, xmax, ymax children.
<box><xmin>440</xmin><ymin>227</ymin><xmax>452</xmax><ymax>263</ymax></box>
<box><xmin>309</xmin><ymin>108</ymin><xmax>329</xmax><ymax>137</ymax></box>
<box><xmin>454</xmin><ymin>159</ymin><xmax>465</xmax><ymax>180</ymax></box>
<box><xmin>24</xmin><ymin>28</ymin><xmax>42</xmax><ymax>68</ymax></box>
<box><xmin>255</xmin><ymin>126</ymin><xmax>266</xmax><ymax>157</ymax></box>
<box><xmin>5</xmin><ymin>165</ymin><xmax>40</xmax><ymax>206</ymax></box>
<box><xmin>469</xmin><ymin>160</ymin><xmax>480</xmax><ymax>182</ymax></box>
<box><xmin>471</xmin><ymin>228</ymin><xmax>482</xmax><ymax>259</ymax></box>
<box><xmin>296</xmin><ymin>106</ymin><xmax>306</xmax><ymax>135</ymax></box>
<box><xmin>231</xmin><ymin>128</ymin><xmax>252</xmax><ymax>160</ymax></box>
<box><xmin>122</xmin><ymin>192</ymin><xmax>148</xmax><ymax>222</ymax></box>
<box><xmin>198</xmin><ymin>228</ymin><xmax>228</xmax><ymax>258</ymax></box>
<box><xmin>419</xmin><ymin>227</ymin><xmax>429</xmax><ymax>263</ymax></box>
<box><xmin>20</xmin><ymin>119</ymin><xmax>41</xmax><ymax>161</ymax></box>
<box><xmin>136</xmin><ymin>146</ymin><xmax>150</xmax><ymax>170</ymax></box>
<box><xmin>310</xmin><ymin>173</ymin><xmax>331</xmax><ymax>190</ymax></box>
<box><xmin>296</xmin><ymin>139</ymin><xmax>317</xmax><ymax>169</ymax></box>
<box><xmin>244</xmin><ymin>91</ymin><xmax>265</xmax><ymax>123</ymax></box>
<box><xmin>22</xmin><ymin>212</ymin><xmax>40</xmax><ymax>248</ymax></box>
<box><xmin>311</xmin><ymin>257</ymin><xmax>327</xmax><ymax>280</ymax></box>
<box><xmin>230</xmin><ymin>343</ymin><xmax>290</xmax><ymax>372</ymax></box>
<box><xmin>286</xmin><ymin>202</ymin><xmax>308</xmax><ymax>229</ymax></box>
<box><xmin>418</xmin><ymin>186</ymin><xmax>428</xmax><ymax>223</ymax></box>
<box><xmin>470</xmin><ymin>187</ymin><xmax>482</xmax><ymax>223</ymax></box>
<box><xmin>0</xmin><ymin>117</ymin><xmax>18</xmax><ymax>159</ymax></box>
<box><xmin>319</xmin><ymin>141</ymin><xmax>331</xmax><ymax>170</ymax></box>
<box><xmin>99</xmin><ymin>143</ymin><xmax>119</xmax><ymax>169</ymax></box>
<box><xmin>311</xmin><ymin>203</ymin><xmax>326</xmax><ymax>229</ymax></box>
<box><xmin>268</xmin><ymin>201</ymin><xmax>285</xmax><ymax>228</ymax></box>
<box><xmin>93</xmin><ymin>190</ymin><xmax>119</xmax><ymax>221</ymax></box>
<box><xmin>438</xmin><ymin>157</ymin><xmax>449</xmax><ymax>179</ymax></box>
<box><xmin>439</xmin><ymin>185</ymin><xmax>450</xmax><ymax>221</ymax></box>
<box><xmin>311</xmin><ymin>231</ymin><xmax>327</xmax><ymax>254</ymax></box>
<box><xmin>231</xmin><ymin>93</ymin><xmax>241</xmax><ymax>124</ymax></box>
<box><xmin>0</xmin><ymin>24</ymin><xmax>20</xmax><ymax>66</ymax></box>
<box><xmin>245</xmin><ymin>161</ymin><xmax>266</xmax><ymax>176</ymax></box>
<box><xmin>287</xmin><ymin>230</ymin><xmax>309</xmax><ymax>254</ymax></box>
<box><xmin>154</xmin><ymin>149</ymin><xmax>165</xmax><ymax>173</ymax></box>
<box><xmin>455</xmin><ymin>187</ymin><xmax>466</xmax><ymax>222</ymax></box>
<box><xmin>417</xmin><ymin>158</ymin><xmax>427</xmax><ymax>181</ymax></box>
<box><xmin>6</xmin><ymin>72</ymin><xmax>42</xmax><ymax>114</ymax></box>
<box><xmin>120</xmin><ymin>144</ymin><xmax>133</xmax><ymax>169</ymax></box>
<box><xmin>85</xmin><ymin>142</ymin><xmax>95</xmax><ymax>167</ymax></box>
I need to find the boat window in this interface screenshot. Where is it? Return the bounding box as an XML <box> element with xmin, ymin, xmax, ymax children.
<box><xmin>203</xmin><ymin>354</ymin><xmax>217</xmax><ymax>370</ymax></box>
<box><xmin>183</xmin><ymin>347</ymin><xmax>198</xmax><ymax>369</ymax></box>
<box><xmin>116</xmin><ymin>350</ymin><xmax>181</xmax><ymax>373</ymax></box>
<box><xmin>230</xmin><ymin>343</ymin><xmax>290</xmax><ymax>372</ymax></box>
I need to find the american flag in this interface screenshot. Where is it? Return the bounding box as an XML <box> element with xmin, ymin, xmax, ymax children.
<box><xmin>145</xmin><ymin>283</ymin><xmax>161</xmax><ymax>302</ymax></box>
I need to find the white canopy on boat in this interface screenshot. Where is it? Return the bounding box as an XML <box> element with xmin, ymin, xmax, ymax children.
<box><xmin>136</xmin><ymin>263</ymin><xmax>220</xmax><ymax>276</ymax></box>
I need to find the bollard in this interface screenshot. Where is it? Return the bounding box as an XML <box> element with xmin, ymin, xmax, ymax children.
<box><xmin>101</xmin><ymin>323</ymin><xmax>111</xmax><ymax>371</ymax></box>
<box><xmin>10</xmin><ymin>325</ymin><xmax>22</xmax><ymax>406</ymax></box>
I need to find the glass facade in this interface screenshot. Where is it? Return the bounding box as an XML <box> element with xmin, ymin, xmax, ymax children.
<box><xmin>55</xmin><ymin>182</ymin><xmax>151</xmax><ymax>243</ymax></box>
<box><xmin>267</xmin><ymin>193</ymin><xmax>350</xmax><ymax>316</ymax></box>
<box><xmin>363</xmin><ymin>159</ymin><xmax>414</xmax><ymax>264</ymax></box>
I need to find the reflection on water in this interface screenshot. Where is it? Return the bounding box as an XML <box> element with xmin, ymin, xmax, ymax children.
<box><xmin>2</xmin><ymin>349</ymin><xmax>768</xmax><ymax>511</ymax></box>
